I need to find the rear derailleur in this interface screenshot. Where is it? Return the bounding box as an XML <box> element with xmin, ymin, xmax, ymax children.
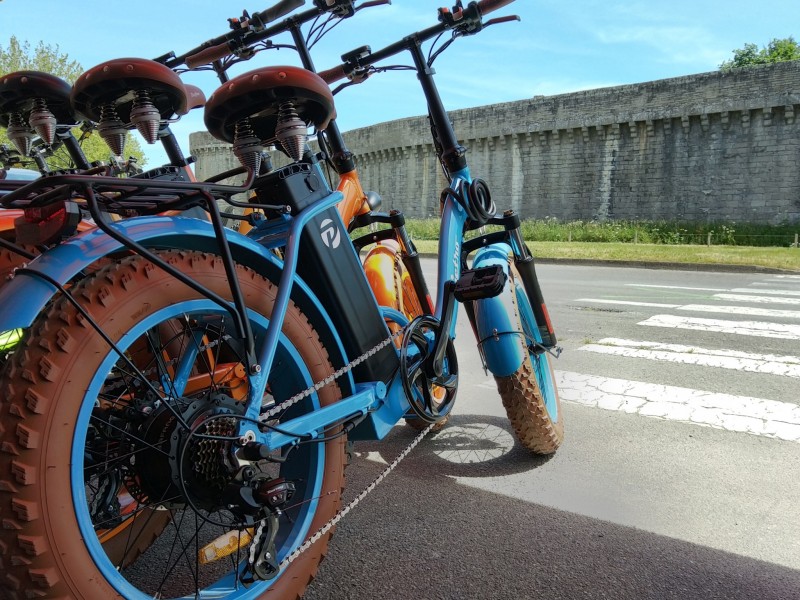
<box><xmin>222</xmin><ymin>459</ymin><xmax>296</xmax><ymax>582</ymax></box>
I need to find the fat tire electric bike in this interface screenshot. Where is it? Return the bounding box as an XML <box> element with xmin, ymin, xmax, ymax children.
<box><xmin>0</xmin><ymin>0</ymin><xmax>561</xmax><ymax>597</ymax></box>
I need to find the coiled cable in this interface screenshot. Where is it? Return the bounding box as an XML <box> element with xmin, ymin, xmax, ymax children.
<box><xmin>440</xmin><ymin>178</ymin><xmax>495</xmax><ymax>227</ymax></box>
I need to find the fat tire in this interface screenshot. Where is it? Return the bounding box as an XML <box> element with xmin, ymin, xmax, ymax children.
<box><xmin>0</xmin><ymin>245</ymin><xmax>33</xmax><ymax>284</ymax></box>
<box><xmin>0</xmin><ymin>246</ymin><xmax>170</xmax><ymax>570</ymax></box>
<box><xmin>494</xmin><ymin>261</ymin><xmax>563</xmax><ymax>455</ymax></box>
<box><xmin>495</xmin><ymin>358</ymin><xmax>563</xmax><ymax>454</ymax></box>
<box><xmin>0</xmin><ymin>250</ymin><xmax>345</xmax><ymax>599</ymax></box>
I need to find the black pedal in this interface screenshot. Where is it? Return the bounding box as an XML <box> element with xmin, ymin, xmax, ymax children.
<box><xmin>453</xmin><ymin>265</ymin><xmax>507</xmax><ymax>302</ymax></box>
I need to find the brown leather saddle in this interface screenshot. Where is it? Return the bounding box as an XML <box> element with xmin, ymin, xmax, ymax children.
<box><xmin>0</xmin><ymin>71</ymin><xmax>78</xmax><ymax>151</ymax></box>
<box><xmin>204</xmin><ymin>65</ymin><xmax>335</xmax><ymax>148</ymax></box>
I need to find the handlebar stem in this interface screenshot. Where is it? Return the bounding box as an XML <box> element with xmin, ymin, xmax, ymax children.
<box><xmin>407</xmin><ymin>37</ymin><xmax>466</xmax><ymax>175</ymax></box>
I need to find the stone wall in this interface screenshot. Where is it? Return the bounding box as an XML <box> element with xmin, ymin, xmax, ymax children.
<box><xmin>191</xmin><ymin>60</ymin><xmax>800</xmax><ymax>224</ymax></box>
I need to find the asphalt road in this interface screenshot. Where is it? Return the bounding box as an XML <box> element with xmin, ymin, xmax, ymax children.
<box><xmin>303</xmin><ymin>261</ymin><xmax>800</xmax><ymax>600</ymax></box>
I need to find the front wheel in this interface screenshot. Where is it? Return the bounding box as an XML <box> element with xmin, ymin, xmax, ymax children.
<box><xmin>494</xmin><ymin>262</ymin><xmax>563</xmax><ymax>454</ymax></box>
<box><xmin>0</xmin><ymin>250</ymin><xmax>345</xmax><ymax>599</ymax></box>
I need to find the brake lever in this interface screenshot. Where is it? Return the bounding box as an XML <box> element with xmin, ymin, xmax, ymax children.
<box><xmin>484</xmin><ymin>15</ymin><xmax>520</xmax><ymax>27</ymax></box>
<box><xmin>355</xmin><ymin>0</ymin><xmax>391</xmax><ymax>10</ymax></box>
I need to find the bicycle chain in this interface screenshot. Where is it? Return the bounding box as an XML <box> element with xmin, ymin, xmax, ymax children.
<box><xmin>246</xmin><ymin>418</ymin><xmax>433</xmax><ymax>576</ymax></box>
<box><xmin>247</xmin><ymin>319</ymin><xmax>438</xmax><ymax>576</ymax></box>
<box><xmin>134</xmin><ymin>314</ymin><xmax>434</xmax><ymax>576</ymax></box>
<box><xmin>257</xmin><ymin>323</ymin><xmax>408</xmax><ymax>423</ymax></box>
<box><xmin>276</xmin><ymin>420</ymin><xmax>434</xmax><ymax>573</ymax></box>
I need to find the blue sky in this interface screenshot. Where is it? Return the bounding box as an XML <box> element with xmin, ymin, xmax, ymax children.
<box><xmin>2</xmin><ymin>0</ymin><xmax>797</xmax><ymax>165</ymax></box>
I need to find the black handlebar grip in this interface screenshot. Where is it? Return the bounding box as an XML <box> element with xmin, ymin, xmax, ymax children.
<box><xmin>476</xmin><ymin>0</ymin><xmax>515</xmax><ymax>15</ymax></box>
<box><xmin>318</xmin><ymin>64</ymin><xmax>348</xmax><ymax>85</ymax></box>
<box><xmin>185</xmin><ymin>43</ymin><xmax>232</xmax><ymax>69</ymax></box>
<box><xmin>253</xmin><ymin>0</ymin><xmax>305</xmax><ymax>26</ymax></box>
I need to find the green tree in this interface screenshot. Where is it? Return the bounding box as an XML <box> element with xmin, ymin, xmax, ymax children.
<box><xmin>720</xmin><ymin>36</ymin><xmax>800</xmax><ymax>70</ymax></box>
<box><xmin>0</xmin><ymin>36</ymin><xmax>147</xmax><ymax>170</ymax></box>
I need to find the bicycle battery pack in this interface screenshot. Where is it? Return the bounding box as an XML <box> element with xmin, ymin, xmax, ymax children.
<box><xmin>297</xmin><ymin>207</ymin><xmax>399</xmax><ymax>382</ymax></box>
<box><xmin>253</xmin><ymin>163</ymin><xmax>328</xmax><ymax>213</ymax></box>
<box><xmin>258</xmin><ymin>163</ymin><xmax>399</xmax><ymax>383</ymax></box>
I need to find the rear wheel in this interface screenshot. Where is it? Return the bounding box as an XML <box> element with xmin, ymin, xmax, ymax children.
<box><xmin>0</xmin><ymin>250</ymin><xmax>345</xmax><ymax>599</ymax></box>
<box><xmin>0</xmin><ymin>241</ymin><xmax>170</xmax><ymax>565</ymax></box>
<box><xmin>495</xmin><ymin>262</ymin><xmax>563</xmax><ymax>454</ymax></box>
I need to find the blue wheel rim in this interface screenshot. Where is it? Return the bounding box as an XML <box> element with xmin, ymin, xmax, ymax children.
<box><xmin>70</xmin><ymin>300</ymin><xmax>325</xmax><ymax>599</ymax></box>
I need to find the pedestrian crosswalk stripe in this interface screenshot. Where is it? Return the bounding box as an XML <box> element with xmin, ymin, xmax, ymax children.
<box><xmin>581</xmin><ymin>338</ymin><xmax>800</xmax><ymax>377</ymax></box>
<box><xmin>713</xmin><ymin>293</ymin><xmax>800</xmax><ymax>305</ymax></box>
<box><xmin>576</xmin><ymin>299</ymin><xmax>680</xmax><ymax>308</ymax></box>
<box><xmin>625</xmin><ymin>284</ymin><xmax>727</xmax><ymax>292</ymax></box>
<box><xmin>625</xmin><ymin>284</ymin><xmax>800</xmax><ymax>298</ymax></box>
<box><xmin>680</xmin><ymin>304</ymin><xmax>800</xmax><ymax>319</ymax></box>
<box><xmin>554</xmin><ymin>370</ymin><xmax>800</xmax><ymax>442</ymax></box>
<box><xmin>730</xmin><ymin>288</ymin><xmax>800</xmax><ymax>297</ymax></box>
<box><xmin>578</xmin><ymin>298</ymin><xmax>800</xmax><ymax>320</ymax></box>
<box><xmin>639</xmin><ymin>314</ymin><xmax>800</xmax><ymax>340</ymax></box>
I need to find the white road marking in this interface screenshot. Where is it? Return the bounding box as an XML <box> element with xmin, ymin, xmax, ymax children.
<box><xmin>639</xmin><ymin>314</ymin><xmax>800</xmax><ymax>340</ymax></box>
<box><xmin>554</xmin><ymin>370</ymin><xmax>800</xmax><ymax>442</ymax></box>
<box><xmin>578</xmin><ymin>298</ymin><xmax>800</xmax><ymax>319</ymax></box>
<box><xmin>730</xmin><ymin>288</ymin><xmax>800</xmax><ymax>297</ymax></box>
<box><xmin>680</xmin><ymin>304</ymin><xmax>800</xmax><ymax>319</ymax></box>
<box><xmin>714</xmin><ymin>293</ymin><xmax>800</xmax><ymax>305</ymax></box>
<box><xmin>581</xmin><ymin>338</ymin><xmax>800</xmax><ymax>377</ymax></box>
<box><xmin>625</xmin><ymin>284</ymin><xmax>800</xmax><ymax>297</ymax></box>
<box><xmin>362</xmin><ymin>451</ymin><xmax>389</xmax><ymax>465</ymax></box>
<box><xmin>625</xmin><ymin>284</ymin><xmax>727</xmax><ymax>292</ymax></box>
<box><xmin>576</xmin><ymin>299</ymin><xmax>680</xmax><ymax>308</ymax></box>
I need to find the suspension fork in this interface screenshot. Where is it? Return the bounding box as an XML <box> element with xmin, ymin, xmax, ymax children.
<box><xmin>503</xmin><ymin>211</ymin><xmax>557</xmax><ymax>347</ymax></box>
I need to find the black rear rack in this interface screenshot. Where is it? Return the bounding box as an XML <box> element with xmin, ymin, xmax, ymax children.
<box><xmin>0</xmin><ymin>170</ymin><xmax>254</xmax><ymax>215</ymax></box>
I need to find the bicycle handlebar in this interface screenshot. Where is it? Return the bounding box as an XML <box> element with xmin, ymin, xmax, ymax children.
<box><xmin>476</xmin><ymin>0</ymin><xmax>515</xmax><ymax>15</ymax></box>
<box><xmin>251</xmin><ymin>0</ymin><xmax>305</xmax><ymax>28</ymax></box>
<box><xmin>318</xmin><ymin>63</ymin><xmax>348</xmax><ymax>85</ymax></box>
<box><xmin>357</xmin><ymin>0</ymin><xmax>392</xmax><ymax>9</ymax></box>
<box><xmin>175</xmin><ymin>0</ymin><xmax>310</xmax><ymax>69</ymax></box>
<box><xmin>318</xmin><ymin>0</ymin><xmax>517</xmax><ymax>85</ymax></box>
<box><xmin>185</xmin><ymin>43</ymin><xmax>234</xmax><ymax>69</ymax></box>
<box><xmin>180</xmin><ymin>0</ymin><xmax>390</xmax><ymax>70</ymax></box>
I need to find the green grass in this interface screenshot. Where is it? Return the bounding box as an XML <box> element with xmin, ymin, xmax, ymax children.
<box><xmin>399</xmin><ymin>219</ymin><xmax>800</xmax><ymax>272</ymax></box>
<box><xmin>410</xmin><ymin>240</ymin><xmax>799</xmax><ymax>271</ymax></box>
<box><xmin>404</xmin><ymin>218</ymin><xmax>800</xmax><ymax>247</ymax></box>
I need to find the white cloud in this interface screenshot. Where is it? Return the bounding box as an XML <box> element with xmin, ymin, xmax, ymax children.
<box><xmin>596</xmin><ymin>26</ymin><xmax>724</xmax><ymax>66</ymax></box>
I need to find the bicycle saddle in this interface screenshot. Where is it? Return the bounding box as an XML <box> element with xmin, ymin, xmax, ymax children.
<box><xmin>183</xmin><ymin>84</ymin><xmax>207</xmax><ymax>113</ymax></box>
<box><xmin>204</xmin><ymin>66</ymin><xmax>335</xmax><ymax>157</ymax></box>
<box><xmin>0</xmin><ymin>71</ymin><xmax>78</xmax><ymax>152</ymax></box>
<box><xmin>0</xmin><ymin>71</ymin><xmax>77</xmax><ymax>126</ymax></box>
<box><xmin>71</xmin><ymin>58</ymin><xmax>188</xmax><ymax>150</ymax></box>
<box><xmin>71</xmin><ymin>58</ymin><xmax>188</xmax><ymax>122</ymax></box>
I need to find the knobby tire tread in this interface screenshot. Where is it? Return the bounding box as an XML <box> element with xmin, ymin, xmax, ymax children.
<box><xmin>495</xmin><ymin>358</ymin><xmax>564</xmax><ymax>454</ymax></box>
<box><xmin>0</xmin><ymin>250</ymin><xmax>345</xmax><ymax>599</ymax></box>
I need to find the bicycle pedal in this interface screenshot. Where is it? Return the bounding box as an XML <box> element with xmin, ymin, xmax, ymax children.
<box><xmin>453</xmin><ymin>265</ymin><xmax>507</xmax><ymax>302</ymax></box>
